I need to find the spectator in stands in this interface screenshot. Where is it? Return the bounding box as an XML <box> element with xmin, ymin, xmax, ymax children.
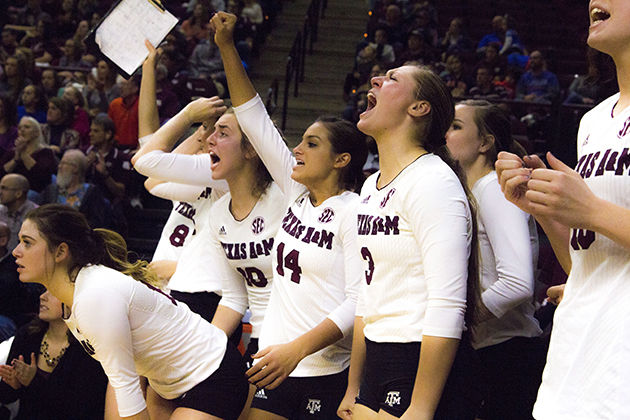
<box><xmin>41</xmin><ymin>97</ymin><xmax>80</xmax><ymax>156</ymax></box>
<box><xmin>371</xmin><ymin>27</ymin><xmax>396</xmax><ymax>64</ymax></box>
<box><xmin>0</xmin><ymin>29</ymin><xmax>19</xmax><ymax>65</ymax></box>
<box><xmin>107</xmin><ymin>76</ymin><xmax>139</xmax><ymax>149</ymax></box>
<box><xmin>0</xmin><ymin>290</ymin><xmax>108</xmax><ymax>419</ymax></box>
<box><xmin>0</xmin><ymin>174</ymin><xmax>38</xmax><ymax>251</ymax></box>
<box><xmin>0</xmin><ymin>117</ymin><xmax>57</xmax><ymax>194</ymax></box>
<box><xmin>188</xmin><ymin>32</ymin><xmax>226</xmax><ymax>83</ymax></box>
<box><xmin>516</xmin><ymin>50</ymin><xmax>560</xmax><ymax>103</ymax></box>
<box><xmin>377</xmin><ymin>4</ymin><xmax>406</xmax><ymax>51</ymax></box>
<box><xmin>469</xmin><ymin>65</ymin><xmax>508</xmax><ymax>99</ymax></box>
<box><xmin>475</xmin><ymin>43</ymin><xmax>507</xmax><ymax>82</ymax></box>
<box><xmin>397</xmin><ymin>28</ymin><xmax>435</xmax><ymax>66</ymax></box>
<box><xmin>0</xmin><ymin>55</ymin><xmax>31</xmax><ymax>104</ymax></box>
<box><xmin>85</xmin><ymin>113</ymin><xmax>132</xmax><ymax>234</ymax></box>
<box><xmin>61</xmin><ymin>86</ymin><xmax>90</xmax><ymax>148</ymax></box>
<box><xmin>477</xmin><ymin>15</ymin><xmax>506</xmax><ymax>54</ymax></box>
<box><xmin>563</xmin><ymin>48</ymin><xmax>614</xmax><ymax>106</ymax></box>
<box><xmin>17</xmin><ymin>84</ymin><xmax>47</xmax><ymax>123</ymax></box>
<box><xmin>18</xmin><ymin>13</ymin><xmax>60</xmax><ymax>64</ymax></box>
<box><xmin>39</xmin><ymin>149</ymin><xmax>112</xmax><ymax>228</ymax></box>
<box><xmin>56</xmin><ymin>0</ymin><xmax>80</xmax><ymax>39</ymax></box>
<box><xmin>57</xmin><ymin>37</ymin><xmax>90</xmax><ymax>69</ymax></box>
<box><xmin>181</xmin><ymin>1</ymin><xmax>213</xmax><ymax>44</ymax></box>
<box><xmin>160</xmin><ymin>48</ymin><xmax>191</xmax><ymax>106</ymax></box>
<box><xmin>406</xmin><ymin>7</ymin><xmax>438</xmax><ymax>48</ymax></box>
<box><xmin>0</xmin><ymin>95</ymin><xmax>18</xmax><ymax>154</ymax></box>
<box><xmin>439</xmin><ymin>17</ymin><xmax>473</xmax><ymax>61</ymax></box>
<box><xmin>155</xmin><ymin>64</ymin><xmax>181</xmax><ymax>124</ymax></box>
<box><xmin>83</xmin><ymin>59</ymin><xmax>121</xmax><ymax>115</ymax></box>
<box><xmin>39</xmin><ymin>68</ymin><xmax>62</xmax><ymax>100</ymax></box>
<box><xmin>440</xmin><ymin>53</ymin><xmax>471</xmax><ymax>98</ymax></box>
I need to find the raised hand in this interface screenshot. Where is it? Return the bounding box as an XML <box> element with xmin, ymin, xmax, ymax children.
<box><xmin>183</xmin><ymin>96</ymin><xmax>227</xmax><ymax>125</ymax></box>
<box><xmin>209</xmin><ymin>12</ymin><xmax>238</xmax><ymax>49</ymax></box>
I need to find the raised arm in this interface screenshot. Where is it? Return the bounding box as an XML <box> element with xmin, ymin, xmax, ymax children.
<box><xmin>212</xmin><ymin>12</ymin><xmax>298</xmax><ymax>194</ymax></box>
<box><xmin>132</xmin><ymin>96</ymin><xmax>226</xmax><ymax>166</ymax></box>
<box><xmin>138</xmin><ymin>40</ymin><xmax>161</xmax><ymax>139</ymax></box>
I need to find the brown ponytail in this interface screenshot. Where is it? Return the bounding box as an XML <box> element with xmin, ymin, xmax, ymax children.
<box><xmin>26</xmin><ymin>204</ymin><xmax>161</xmax><ymax>287</ymax></box>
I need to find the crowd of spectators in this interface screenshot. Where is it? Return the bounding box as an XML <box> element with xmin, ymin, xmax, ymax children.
<box><xmin>342</xmin><ymin>0</ymin><xmax>618</xmax><ymax>145</ymax></box>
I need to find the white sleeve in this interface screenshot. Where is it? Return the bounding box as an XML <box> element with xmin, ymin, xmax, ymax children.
<box><xmin>233</xmin><ymin>95</ymin><xmax>301</xmax><ymax>197</ymax></box>
<box><xmin>73</xmin><ymin>287</ymin><xmax>146</xmax><ymax>417</ymax></box>
<box><xmin>478</xmin><ymin>181</ymin><xmax>535</xmax><ymax>318</ymax></box>
<box><xmin>134</xmin><ymin>150</ymin><xmax>226</xmax><ymax>191</ymax></box>
<box><xmin>413</xmin><ymin>179</ymin><xmax>469</xmax><ymax>339</ymax></box>
<box><xmin>208</xmin><ymin>226</ymin><xmax>248</xmax><ymax>315</ymax></box>
<box><xmin>326</xmin><ymin>204</ymin><xmax>361</xmax><ymax>336</ymax></box>
<box><xmin>149</xmin><ymin>182</ymin><xmax>208</xmax><ymax>202</ymax></box>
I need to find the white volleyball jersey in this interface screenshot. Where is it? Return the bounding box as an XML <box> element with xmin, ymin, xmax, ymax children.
<box><xmin>471</xmin><ymin>171</ymin><xmax>541</xmax><ymax>350</ymax></box>
<box><xmin>65</xmin><ymin>265</ymin><xmax>227</xmax><ymax>418</ymax></box>
<box><xmin>134</xmin><ymin>150</ymin><xmax>229</xmax><ymax>293</ymax></box>
<box><xmin>234</xmin><ymin>95</ymin><xmax>362</xmax><ymax>377</ymax></box>
<box><xmin>208</xmin><ymin>182</ymin><xmax>284</xmax><ymax>337</ymax></box>
<box><xmin>356</xmin><ymin>154</ymin><xmax>471</xmax><ymax>343</ymax></box>
<box><xmin>152</xmin><ymin>199</ymin><xmax>202</xmax><ymax>262</ymax></box>
<box><xmin>534</xmin><ymin>93</ymin><xmax>630</xmax><ymax>420</ymax></box>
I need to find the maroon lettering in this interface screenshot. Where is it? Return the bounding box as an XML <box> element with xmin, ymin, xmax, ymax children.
<box><xmin>584</xmin><ymin>151</ymin><xmax>599</xmax><ymax>178</ymax></box>
<box><xmin>237</xmin><ymin>266</ymin><xmax>268</xmax><ymax>287</ymax></box>
<box><xmin>169</xmin><ymin>224</ymin><xmax>190</xmax><ymax>247</ymax></box>
<box><xmin>275</xmin><ymin>242</ymin><xmax>302</xmax><ymax>283</ymax></box>
<box><xmin>614</xmin><ymin>148</ymin><xmax>630</xmax><ymax>175</ymax></box>
<box><xmin>570</xmin><ymin>228</ymin><xmax>596</xmax><ymax>251</ymax></box>
<box><xmin>361</xmin><ymin>247</ymin><xmax>374</xmax><ymax>285</ymax></box>
<box><xmin>594</xmin><ymin>149</ymin><xmax>611</xmax><ymax>176</ymax></box>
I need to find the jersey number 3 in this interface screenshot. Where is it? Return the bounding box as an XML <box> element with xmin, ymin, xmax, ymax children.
<box><xmin>361</xmin><ymin>247</ymin><xmax>374</xmax><ymax>284</ymax></box>
<box><xmin>276</xmin><ymin>242</ymin><xmax>302</xmax><ymax>283</ymax></box>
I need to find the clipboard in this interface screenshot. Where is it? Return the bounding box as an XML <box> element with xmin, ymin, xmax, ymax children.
<box><xmin>84</xmin><ymin>0</ymin><xmax>179</xmax><ymax>79</ymax></box>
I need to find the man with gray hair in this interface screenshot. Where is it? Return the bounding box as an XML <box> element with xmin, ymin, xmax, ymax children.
<box><xmin>39</xmin><ymin>149</ymin><xmax>112</xmax><ymax>228</ymax></box>
<box><xmin>0</xmin><ymin>173</ymin><xmax>38</xmax><ymax>251</ymax></box>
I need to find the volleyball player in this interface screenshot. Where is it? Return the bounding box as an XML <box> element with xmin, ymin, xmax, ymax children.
<box><xmin>13</xmin><ymin>205</ymin><xmax>248</xmax><ymax>420</ymax></box>
<box><xmin>212</xmin><ymin>12</ymin><xmax>367</xmax><ymax>419</ymax></box>
<box><xmin>136</xmin><ymin>40</ymin><xmax>200</xmax><ymax>281</ymax></box>
<box><xmin>338</xmin><ymin>66</ymin><xmax>479</xmax><ymax>420</ymax></box>
<box><xmin>446</xmin><ymin>100</ymin><xmax>545</xmax><ymax>419</ymax></box>
<box><xmin>496</xmin><ymin>1</ymin><xmax>630</xmax><ymax>418</ymax></box>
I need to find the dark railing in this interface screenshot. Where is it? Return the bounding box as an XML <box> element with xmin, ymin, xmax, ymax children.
<box><xmin>280</xmin><ymin>0</ymin><xmax>327</xmax><ymax>131</ymax></box>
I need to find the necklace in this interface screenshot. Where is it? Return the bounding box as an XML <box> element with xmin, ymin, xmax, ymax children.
<box><xmin>39</xmin><ymin>332</ymin><xmax>69</xmax><ymax>368</ymax></box>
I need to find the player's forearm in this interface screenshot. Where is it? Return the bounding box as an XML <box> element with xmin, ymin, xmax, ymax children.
<box><xmin>138</xmin><ymin>65</ymin><xmax>159</xmax><ymax>138</ymax></box>
<box><xmin>346</xmin><ymin>317</ymin><xmax>366</xmax><ymax>394</ymax></box>
<box><xmin>406</xmin><ymin>336</ymin><xmax>459</xmax><ymax>418</ymax></box>
<box><xmin>132</xmin><ymin>106</ymin><xmax>194</xmax><ymax>165</ymax></box>
<box><xmin>292</xmin><ymin>318</ymin><xmax>343</xmax><ymax>361</ymax></box>
<box><xmin>535</xmin><ymin>215</ymin><xmax>572</xmax><ymax>274</ymax></box>
<box><xmin>589</xmin><ymin>197</ymin><xmax>630</xmax><ymax>251</ymax></box>
<box><xmin>211</xmin><ymin>305</ymin><xmax>244</xmax><ymax>337</ymax></box>
<box><xmin>218</xmin><ymin>42</ymin><xmax>257</xmax><ymax>107</ymax></box>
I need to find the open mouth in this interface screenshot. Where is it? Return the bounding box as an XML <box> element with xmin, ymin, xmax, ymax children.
<box><xmin>209</xmin><ymin>151</ymin><xmax>221</xmax><ymax>165</ymax></box>
<box><xmin>590</xmin><ymin>6</ymin><xmax>610</xmax><ymax>26</ymax></box>
<box><xmin>366</xmin><ymin>92</ymin><xmax>377</xmax><ymax>111</ymax></box>
<box><xmin>295</xmin><ymin>159</ymin><xmax>305</xmax><ymax>166</ymax></box>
